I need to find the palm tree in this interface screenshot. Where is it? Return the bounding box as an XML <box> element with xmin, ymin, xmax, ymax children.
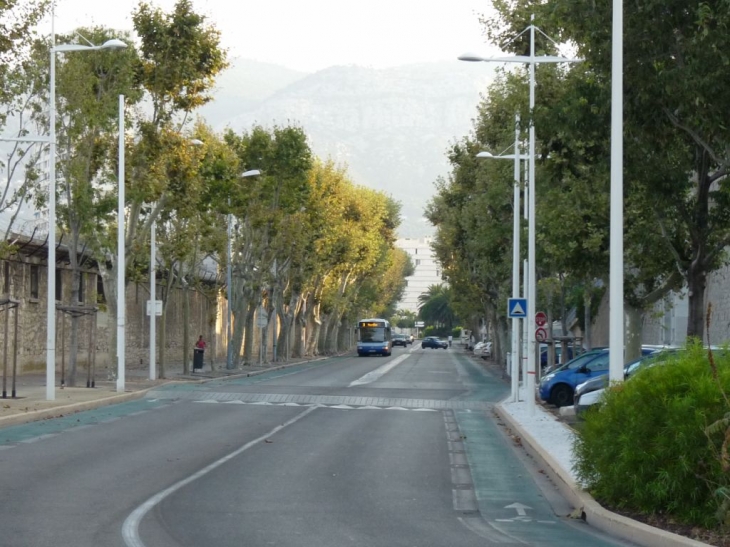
<box><xmin>418</xmin><ymin>284</ymin><xmax>457</xmax><ymax>330</ymax></box>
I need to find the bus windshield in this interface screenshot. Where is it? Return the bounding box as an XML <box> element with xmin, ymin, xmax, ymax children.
<box><xmin>360</xmin><ymin>327</ymin><xmax>386</xmax><ymax>343</ymax></box>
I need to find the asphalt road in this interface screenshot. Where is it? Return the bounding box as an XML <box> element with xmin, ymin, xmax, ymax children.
<box><xmin>0</xmin><ymin>346</ymin><xmax>636</xmax><ymax>547</ymax></box>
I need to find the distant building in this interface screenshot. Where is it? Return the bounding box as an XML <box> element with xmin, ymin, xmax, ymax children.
<box><xmin>395</xmin><ymin>237</ymin><xmax>443</xmax><ymax>314</ymax></box>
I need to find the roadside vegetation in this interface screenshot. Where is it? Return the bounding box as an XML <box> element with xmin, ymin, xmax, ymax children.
<box><xmin>0</xmin><ymin>0</ymin><xmax>413</xmax><ymax>381</ymax></box>
<box><xmin>574</xmin><ymin>338</ymin><xmax>730</xmax><ymax>539</ymax></box>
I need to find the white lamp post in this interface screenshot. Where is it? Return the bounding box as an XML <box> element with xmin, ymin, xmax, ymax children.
<box><xmin>226</xmin><ymin>169</ymin><xmax>261</xmax><ymax>369</ymax></box>
<box><xmin>460</xmin><ymin>15</ymin><xmax>581</xmax><ymax>414</ymax></box>
<box><xmin>45</xmin><ymin>37</ymin><xmax>128</xmax><ymax>400</ymax></box>
<box><xmin>609</xmin><ymin>0</ymin><xmax>624</xmax><ymax>382</ymax></box>
<box><xmin>476</xmin><ymin>113</ymin><xmax>523</xmax><ymax>403</ymax></box>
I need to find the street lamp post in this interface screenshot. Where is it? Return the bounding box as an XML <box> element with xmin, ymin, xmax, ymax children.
<box><xmin>460</xmin><ymin>15</ymin><xmax>581</xmax><ymax>414</ymax></box>
<box><xmin>226</xmin><ymin>169</ymin><xmax>261</xmax><ymax>369</ymax></box>
<box><xmin>609</xmin><ymin>0</ymin><xmax>624</xmax><ymax>382</ymax></box>
<box><xmin>45</xmin><ymin>38</ymin><xmax>127</xmax><ymax>400</ymax></box>
<box><xmin>476</xmin><ymin>113</ymin><xmax>523</xmax><ymax>403</ymax></box>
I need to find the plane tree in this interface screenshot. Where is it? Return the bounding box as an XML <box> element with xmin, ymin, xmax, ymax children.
<box><xmin>486</xmin><ymin>0</ymin><xmax>730</xmax><ymax>340</ymax></box>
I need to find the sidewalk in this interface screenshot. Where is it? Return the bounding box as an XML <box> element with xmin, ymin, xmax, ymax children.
<box><xmin>0</xmin><ymin>357</ymin><xmax>321</xmax><ymax>428</ymax></box>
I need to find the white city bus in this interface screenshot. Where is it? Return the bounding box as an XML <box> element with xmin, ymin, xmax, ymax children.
<box><xmin>356</xmin><ymin>318</ymin><xmax>392</xmax><ymax>357</ymax></box>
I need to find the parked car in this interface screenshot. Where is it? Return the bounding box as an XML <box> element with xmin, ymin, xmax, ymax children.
<box><xmin>478</xmin><ymin>341</ymin><xmax>492</xmax><ymax>360</ymax></box>
<box><xmin>422</xmin><ymin>336</ymin><xmax>448</xmax><ymax>349</ymax></box>
<box><xmin>574</xmin><ymin>348</ymin><xmax>681</xmax><ymax>415</ymax></box>
<box><xmin>392</xmin><ymin>334</ymin><xmax>409</xmax><ymax>347</ymax></box>
<box><xmin>538</xmin><ymin>347</ymin><xmax>657</xmax><ymax>407</ymax></box>
<box><xmin>540</xmin><ymin>345</ymin><xmax>574</xmax><ymax>368</ymax></box>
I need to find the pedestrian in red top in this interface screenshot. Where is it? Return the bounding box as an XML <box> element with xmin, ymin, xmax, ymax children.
<box><xmin>195</xmin><ymin>335</ymin><xmax>206</xmax><ymax>350</ymax></box>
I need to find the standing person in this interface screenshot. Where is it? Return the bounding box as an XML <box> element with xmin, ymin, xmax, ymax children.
<box><xmin>448</xmin><ymin>334</ymin><xmax>453</xmax><ymax>348</ymax></box>
<box><xmin>194</xmin><ymin>335</ymin><xmax>206</xmax><ymax>371</ymax></box>
<box><xmin>195</xmin><ymin>335</ymin><xmax>206</xmax><ymax>350</ymax></box>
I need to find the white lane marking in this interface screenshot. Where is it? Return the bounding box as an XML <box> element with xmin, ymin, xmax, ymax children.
<box><xmin>193</xmin><ymin>400</ymin><xmax>219</xmax><ymax>404</ymax></box>
<box><xmin>348</xmin><ymin>354</ymin><xmax>410</xmax><ymax>386</ymax></box>
<box><xmin>121</xmin><ymin>405</ymin><xmax>318</xmax><ymax>547</ymax></box>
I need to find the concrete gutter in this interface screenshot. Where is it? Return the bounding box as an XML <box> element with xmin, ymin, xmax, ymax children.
<box><xmin>494</xmin><ymin>404</ymin><xmax>711</xmax><ymax>547</ymax></box>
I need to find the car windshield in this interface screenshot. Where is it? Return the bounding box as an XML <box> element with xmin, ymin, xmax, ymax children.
<box><xmin>555</xmin><ymin>351</ymin><xmax>606</xmax><ymax>372</ymax></box>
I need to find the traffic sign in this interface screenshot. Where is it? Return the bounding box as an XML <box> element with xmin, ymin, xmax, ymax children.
<box><xmin>256</xmin><ymin>307</ymin><xmax>269</xmax><ymax>328</ymax></box>
<box><xmin>535</xmin><ymin>311</ymin><xmax>548</xmax><ymax>327</ymax></box>
<box><xmin>507</xmin><ymin>298</ymin><xmax>527</xmax><ymax>318</ymax></box>
<box><xmin>146</xmin><ymin>300</ymin><xmax>162</xmax><ymax>316</ymax></box>
<box><xmin>415</xmin><ymin>321</ymin><xmax>425</xmax><ymax>328</ymax></box>
<box><xmin>535</xmin><ymin>327</ymin><xmax>548</xmax><ymax>342</ymax></box>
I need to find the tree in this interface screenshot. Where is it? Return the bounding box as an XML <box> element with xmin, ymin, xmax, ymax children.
<box><xmin>0</xmin><ymin>1</ymin><xmax>49</xmax><ymax>251</ymax></box>
<box><xmin>486</xmin><ymin>0</ymin><xmax>730</xmax><ymax>340</ymax></box>
<box><xmin>91</xmin><ymin>0</ymin><xmax>228</xmax><ymax>375</ymax></box>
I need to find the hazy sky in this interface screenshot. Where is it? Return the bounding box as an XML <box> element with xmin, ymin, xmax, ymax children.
<box><xmin>43</xmin><ymin>0</ymin><xmax>499</xmax><ymax>72</ymax></box>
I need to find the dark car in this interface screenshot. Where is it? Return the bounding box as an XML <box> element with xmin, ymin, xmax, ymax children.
<box><xmin>422</xmin><ymin>336</ymin><xmax>448</xmax><ymax>349</ymax></box>
<box><xmin>392</xmin><ymin>334</ymin><xmax>409</xmax><ymax>347</ymax></box>
<box><xmin>540</xmin><ymin>345</ymin><xmax>574</xmax><ymax>369</ymax></box>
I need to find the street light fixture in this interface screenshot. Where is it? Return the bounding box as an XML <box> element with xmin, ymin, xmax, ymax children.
<box><xmin>46</xmin><ymin>37</ymin><xmax>127</xmax><ymax>401</ymax></box>
<box><xmin>226</xmin><ymin>169</ymin><xmax>261</xmax><ymax>369</ymax></box>
<box><xmin>476</xmin><ymin>114</ymin><xmax>523</xmax><ymax>403</ymax></box>
<box><xmin>460</xmin><ymin>15</ymin><xmax>581</xmax><ymax>414</ymax></box>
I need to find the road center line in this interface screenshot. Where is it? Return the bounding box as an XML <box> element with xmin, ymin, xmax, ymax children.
<box><xmin>121</xmin><ymin>405</ymin><xmax>318</xmax><ymax>547</ymax></box>
<box><xmin>348</xmin><ymin>353</ymin><xmax>410</xmax><ymax>387</ymax></box>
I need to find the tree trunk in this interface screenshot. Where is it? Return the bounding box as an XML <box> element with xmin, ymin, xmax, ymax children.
<box><xmin>583</xmin><ymin>283</ymin><xmax>592</xmax><ymax>350</ymax></box>
<box><xmin>686</xmin><ymin>265</ymin><xmax>707</xmax><ymax>341</ymax></box>
<box><xmin>182</xmin><ymin>265</ymin><xmax>190</xmax><ymax>375</ymax></box>
<box><xmin>293</xmin><ymin>294</ymin><xmax>307</xmax><ymax>358</ymax></box>
<box><xmin>624</xmin><ymin>303</ymin><xmax>643</xmax><ymax>363</ymax></box>
<box><xmin>99</xmin><ymin>261</ymin><xmax>118</xmax><ymax>378</ymax></box>
<box><xmin>158</xmin><ymin>270</ymin><xmax>176</xmax><ymax>378</ymax></box>
<box><xmin>241</xmin><ymin>302</ymin><xmax>257</xmax><ymax>366</ymax></box>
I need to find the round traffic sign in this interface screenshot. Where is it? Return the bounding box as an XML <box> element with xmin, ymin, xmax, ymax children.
<box><xmin>535</xmin><ymin>311</ymin><xmax>548</xmax><ymax>327</ymax></box>
<box><xmin>535</xmin><ymin>327</ymin><xmax>548</xmax><ymax>342</ymax></box>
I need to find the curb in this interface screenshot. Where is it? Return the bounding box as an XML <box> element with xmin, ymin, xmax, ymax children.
<box><xmin>0</xmin><ymin>356</ymin><xmax>330</xmax><ymax>429</ymax></box>
<box><xmin>0</xmin><ymin>388</ymin><xmax>154</xmax><ymax>428</ymax></box>
<box><xmin>494</xmin><ymin>403</ymin><xmax>711</xmax><ymax>547</ymax></box>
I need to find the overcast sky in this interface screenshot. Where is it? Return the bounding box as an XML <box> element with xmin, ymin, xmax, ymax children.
<box><xmin>43</xmin><ymin>0</ymin><xmax>499</xmax><ymax>72</ymax></box>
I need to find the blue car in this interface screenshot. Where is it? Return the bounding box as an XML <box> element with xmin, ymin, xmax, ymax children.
<box><xmin>538</xmin><ymin>348</ymin><xmax>655</xmax><ymax>407</ymax></box>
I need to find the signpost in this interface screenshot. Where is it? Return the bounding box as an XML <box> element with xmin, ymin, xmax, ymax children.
<box><xmin>508</xmin><ymin>298</ymin><xmax>527</xmax><ymax>318</ymax></box>
<box><xmin>146</xmin><ymin>300</ymin><xmax>162</xmax><ymax>317</ymax></box>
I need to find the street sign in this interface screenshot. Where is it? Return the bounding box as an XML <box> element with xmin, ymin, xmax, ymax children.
<box><xmin>146</xmin><ymin>300</ymin><xmax>162</xmax><ymax>316</ymax></box>
<box><xmin>535</xmin><ymin>311</ymin><xmax>548</xmax><ymax>327</ymax></box>
<box><xmin>415</xmin><ymin>321</ymin><xmax>425</xmax><ymax>328</ymax></box>
<box><xmin>508</xmin><ymin>298</ymin><xmax>527</xmax><ymax>318</ymax></box>
<box><xmin>257</xmin><ymin>307</ymin><xmax>268</xmax><ymax>328</ymax></box>
<box><xmin>535</xmin><ymin>327</ymin><xmax>548</xmax><ymax>342</ymax></box>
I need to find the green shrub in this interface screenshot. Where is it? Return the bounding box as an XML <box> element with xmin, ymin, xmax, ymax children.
<box><xmin>573</xmin><ymin>342</ymin><xmax>730</xmax><ymax>528</ymax></box>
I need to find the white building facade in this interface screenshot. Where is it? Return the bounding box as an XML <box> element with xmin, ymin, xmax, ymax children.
<box><xmin>395</xmin><ymin>237</ymin><xmax>443</xmax><ymax>314</ymax></box>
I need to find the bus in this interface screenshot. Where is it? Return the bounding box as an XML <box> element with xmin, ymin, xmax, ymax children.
<box><xmin>357</xmin><ymin>318</ymin><xmax>392</xmax><ymax>356</ymax></box>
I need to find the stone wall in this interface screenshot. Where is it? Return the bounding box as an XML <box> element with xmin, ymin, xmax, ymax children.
<box><xmin>0</xmin><ymin>253</ymin><xmax>224</xmax><ymax>376</ymax></box>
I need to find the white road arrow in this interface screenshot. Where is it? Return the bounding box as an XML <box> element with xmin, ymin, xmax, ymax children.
<box><xmin>504</xmin><ymin>502</ymin><xmax>532</xmax><ymax>517</ymax></box>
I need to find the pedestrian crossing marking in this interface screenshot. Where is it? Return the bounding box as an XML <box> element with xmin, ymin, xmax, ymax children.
<box><xmin>508</xmin><ymin>298</ymin><xmax>527</xmax><ymax>318</ymax></box>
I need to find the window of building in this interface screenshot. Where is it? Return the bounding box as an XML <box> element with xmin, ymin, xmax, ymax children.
<box><xmin>55</xmin><ymin>268</ymin><xmax>62</xmax><ymax>301</ymax></box>
<box><xmin>30</xmin><ymin>264</ymin><xmax>39</xmax><ymax>299</ymax></box>
<box><xmin>416</xmin><ymin>259</ymin><xmax>421</xmax><ymax>266</ymax></box>
<box><xmin>97</xmin><ymin>274</ymin><xmax>105</xmax><ymax>304</ymax></box>
<box><xmin>77</xmin><ymin>272</ymin><xmax>84</xmax><ymax>303</ymax></box>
